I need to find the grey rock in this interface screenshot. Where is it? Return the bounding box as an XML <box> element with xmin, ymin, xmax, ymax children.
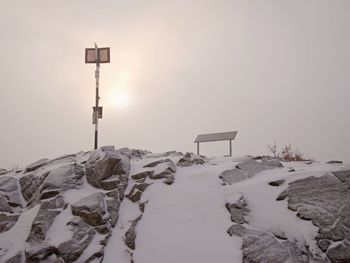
<box><xmin>333</xmin><ymin>169</ymin><xmax>350</xmax><ymax>188</ymax></box>
<box><xmin>242</xmin><ymin>231</ymin><xmax>308</xmax><ymax>263</ymax></box>
<box><xmin>0</xmin><ymin>177</ymin><xmax>22</xmax><ymax>207</ymax></box>
<box><xmin>226</xmin><ymin>195</ymin><xmax>248</xmax><ymax>224</ymax></box>
<box><xmin>0</xmin><ymin>168</ymin><xmax>8</xmax><ymax>175</ymax></box>
<box><xmin>326</xmin><ymin>160</ymin><xmax>343</xmax><ymax>164</ymax></box>
<box><xmin>124</xmin><ymin>215</ymin><xmax>142</xmax><ymax>250</ymax></box>
<box><xmin>282</xmin><ymin>174</ymin><xmax>350</xmax><ymax>262</ymax></box>
<box><xmin>85</xmin><ymin>148</ymin><xmax>130</xmax><ymax>190</ymax></box>
<box><xmin>177</xmin><ymin>152</ymin><xmax>205</xmax><ymax>167</ymax></box>
<box><xmin>236</xmin><ymin>159</ymin><xmax>283</xmax><ymax>178</ymax></box>
<box><xmin>271</xmin><ymin>229</ymin><xmax>288</xmax><ymax>240</ymax></box>
<box><xmin>106</xmin><ymin>197</ymin><xmax>120</xmax><ymax>227</ymax></box>
<box><xmin>131</xmin><ymin>171</ymin><xmax>154</xmax><ymax>182</ymax></box>
<box><xmin>318</xmin><ymin>239</ymin><xmax>331</xmax><ymax>252</ymax></box>
<box><xmin>25</xmin><ymin>159</ymin><xmax>48</xmax><ymax>173</ymax></box>
<box><xmin>5</xmin><ymin>253</ymin><xmax>22</xmax><ymax>263</ymax></box>
<box><xmin>219</xmin><ymin>169</ymin><xmax>246</xmax><ymax>185</ymax></box>
<box><xmin>276</xmin><ymin>189</ymin><xmax>288</xmax><ymax>201</ymax></box>
<box><xmin>26</xmin><ymin>196</ymin><xmax>67</xmax><ymax>261</ymax></box>
<box><xmin>268</xmin><ymin>179</ymin><xmax>285</xmax><ymax>186</ymax></box>
<box><xmin>227</xmin><ymin>224</ymin><xmax>248</xmax><ymax>237</ymax></box>
<box><xmin>126</xmin><ymin>183</ymin><xmax>151</xmax><ymax>203</ymax></box>
<box><xmin>0</xmin><ymin>213</ymin><xmax>19</xmax><ymax>233</ymax></box>
<box><xmin>71</xmin><ymin>192</ymin><xmax>107</xmax><ymax>227</ymax></box>
<box><xmin>56</xmin><ymin>217</ymin><xmax>95</xmax><ymax>263</ymax></box>
<box><xmin>0</xmin><ymin>195</ymin><xmax>14</xmax><ymax>213</ymax></box>
<box><xmin>19</xmin><ymin>171</ymin><xmax>50</xmax><ymax>203</ymax></box>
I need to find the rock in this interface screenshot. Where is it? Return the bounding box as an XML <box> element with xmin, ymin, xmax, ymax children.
<box><xmin>40</xmin><ymin>163</ymin><xmax>84</xmax><ymax>199</ymax></box>
<box><xmin>124</xmin><ymin>215</ymin><xmax>142</xmax><ymax>250</ymax></box>
<box><xmin>236</xmin><ymin>159</ymin><xmax>283</xmax><ymax>178</ymax></box>
<box><xmin>219</xmin><ymin>169</ymin><xmax>246</xmax><ymax>185</ymax></box>
<box><xmin>143</xmin><ymin>159</ymin><xmax>175</xmax><ymax>169</ymax></box>
<box><xmin>85</xmin><ymin>147</ymin><xmax>130</xmax><ymax>190</ymax></box>
<box><xmin>139</xmin><ymin>202</ymin><xmax>147</xmax><ymax>213</ymax></box>
<box><xmin>145</xmin><ymin>159</ymin><xmax>176</xmax><ymax>185</ymax></box>
<box><xmin>56</xmin><ymin>217</ymin><xmax>95</xmax><ymax>263</ymax></box>
<box><xmin>5</xmin><ymin>253</ymin><xmax>22</xmax><ymax>263</ymax></box>
<box><xmin>333</xmin><ymin>170</ymin><xmax>350</xmax><ymax>188</ymax></box>
<box><xmin>106</xmin><ymin>197</ymin><xmax>120</xmax><ymax>227</ymax></box>
<box><xmin>227</xmin><ymin>224</ymin><xmax>248</xmax><ymax>237</ymax></box>
<box><xmin>131</xmin><ymin>171</ymin><xmax>154</xmax><ymax>182</ymax></box>
<box><xmin>317</xmin><ymin>239</ymin><xmax>331</xmax><ymax>252</ymax></box>
<box><xmin>0</xmin><ymin>195</ymin><xmax>14</xmax><ymax>213</ymax></box>
<box><xmin>71</xmin><ymin>192</ymin><xmax>107</xmax><ymax>227</ymax></box>
<box><xmin>226</xmin><ymin>195</ymin><xmax>249</xmax><ymax>224</ymax></box>
<box><xmin>282</xmin><ymin>174</ymin><xmax>350</xmax><ymax>262</ymax></box>
<box><xmin>268</xmin><ymin>179</ymin><xmax>285</xmax><ymax>186</ymax></box>
<box><xmin>242</xmin><ymin>231</ymin><xmax>308</xmax><ymax>263</ymax></box>
<box><xmin>0</xmin><ymin>169</ymin><xmax>8</xmax><ymax>175</ymax></box>
<box><xmin>271</xmin><ymin>229</ymin><xmax>288</xmax><ymax>240</ymax></box>
<box><xmin>288</xmin><ymin>168</ymin><xmax>296</xmax><ymax>172</ymax></box>
<box><xmin>326</xmin><ymin>160</ymin><xmax>343</xmax><ymax>164</ymax></box>
<box><xmin>19</xmin><ymin>171</ymin><xmax>50</xmax><ymax>203</ymax></box>
<box><xmin>177</xmin><ymin>152</ymin><xmax>205</xmax><ymax>167</ymax></box>
<box><xmin>126</xmin><ymin>183</ymin><xmax>151</xmax><ymax>203</ymax></box>
<box><xmin>25</xmin><ymin>158</ymin><xmax>48</xmax><ymax>173</ymax></box>
<box><xmin>0</xmin><ymin>177</ymin><xmax>22</xmax><ymax>207</ymax></box>
<box><xmin>0</xmin><ymin>213</ymin><xmax>19</xmax><ymax>233</ymax></box>
<box><xmin>276</xmin><ymin>189</ymin><xmax>288</xmax><ymax>201</ymax></box>
<box><xmin>26</xmin><ymin>196</ymin><xmax>67</xmax><ymax>261</ymax></box>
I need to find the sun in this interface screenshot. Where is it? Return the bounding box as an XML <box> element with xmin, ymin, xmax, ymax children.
<box><xmin>109</xmin><ymin>90</ymin><xmax>130</xmax><ymax>108</ymax></box>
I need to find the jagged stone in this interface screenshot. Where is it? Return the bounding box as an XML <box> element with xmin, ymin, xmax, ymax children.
<box><xmin>0</xmin><ymin>177</ymin><xmax>22</xmax><ymax>207</ymax></box>
<box><xmin>131</xmin><ymin>171</ymin><xmax>154</xmax><ymax>182</ymax></box>
<box><xmin>25</xmin><ymin>159</ymin><xmax>48</xmax><ymax>173</ymax></box>
<box><xmin>242</xmin><ymin>231</ymin><xmax>308</xmax><ymax>263</ymax></box>
<box><xmin>318</xmin><ymin>239</ymin><xmax>331</xmax><ymax>252</ymax></box>
<box><xmin>0</xmin><ymin>213</ymin><xmax>19</xmax><ymax>233</ymax></box>
<box><xmin>71</xmin><ymin>192</ymin><xmax>107</xmax><ymax>227</ymax></box>
<box><xmin>219</xmin><ymin>168</ymin><xmax>246</xmax><ymax>185</ymax></box>
<box><xmin>106</xmin><ymin>197</ymin><xmax>120</xmax><ymax>227</ymax></box>
<box><xmin>177</xmin><ymin>152</ymin><xmax>205</xmax><ymax>167</ymax></box>
<box><xmin>20</xmin><ymin>171</ymin><xmax>50</xmax><ymax>203</ymax></box>
<box><xmin>56</xmin><ymin>217</ymin><xmax>95</xmax><ymax>263</ymax></box>
<box><xmin>226</xmin><ymin>195</ymin><xmax>249</xmax><ymax>224</ymax></box>
<box><xmin>268</xmin><ymin>179</ymin><xmax>285</xmax><ymax>186</ymax></box>
<box><xmin>276</xmin><ymin>189</ymin><xmax>288</xmax><ymax>201</ymax></box>
<box><xmin>282</xmin><ymin>174</ymin><xmax>350</xmax><ymax>262</ymax></box>
<box><xmin>124</xmin><ymin>215</ymin><xmax>142</xmax><ymax>250</ymax></box>
<box><xmin>0</xmin><ymin>195</ymin><xmax>13</xmax><ymax>213</ymax></box>
<box><xmin>85</xmin><ymin>147</ymin><xmax>130</xmax><ymax>189</ymax></box>
<box><xmin>26</xmin><ymin>196</ymin><xmax>67</xmax><ymax>261</ymax></box>
<box><xmin>236</xmin><ymin>159</ymin><xmax>283</xmax><ymax>178</ymax></box>
<box><xmin>126</xmin><ymin>183</ymin><xmax>151</xmax><ymax>203</ymax></box>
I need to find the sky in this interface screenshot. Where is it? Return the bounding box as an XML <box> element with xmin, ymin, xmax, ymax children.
<box><xmin>1</xmin><ymin>0</ymin><xmax>350</xmax><ymax>168</ymax></box>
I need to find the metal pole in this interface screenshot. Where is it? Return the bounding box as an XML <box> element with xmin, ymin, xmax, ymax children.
<box><xmin>197</xmin><ymin>142</ymin><xmax>200</xmax><ymax>155</ymax></box>
<box><xmin>94</xmin><ymin>43</ymin><xmax>100</xmax><ymax>149</ymax></box>
<box><xmin>229</xmin><ymin>139</ymin><xmax>232</xmax><ymax>157</ymax></box>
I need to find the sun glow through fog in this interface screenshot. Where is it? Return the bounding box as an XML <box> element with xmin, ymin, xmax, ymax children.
<box><xmin>107</xmin><ymin>70</ymin><xmax>132</xmax><ymax>109</ymax></box>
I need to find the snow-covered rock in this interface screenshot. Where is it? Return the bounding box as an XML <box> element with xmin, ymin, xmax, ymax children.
<box><xmin>0</xmin><ymin>149</ymin><xmax>349</xmax><ymax>263</ymax></box>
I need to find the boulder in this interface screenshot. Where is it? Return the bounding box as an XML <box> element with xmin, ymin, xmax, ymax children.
<box><xmin>268</xmin><ymin>179</ymin><xmax>285</xmax><ymax>186</ymax></box>
<box><xmin>0</xmin><ymin>213</ymin><xmax>19</xmax><ymax>233</ymax></box>
<box><xmin>56</xmin><ymin>217</ymin><xmax>95</xmax><ymax>263</ymax></box>
<box><xmin>25</xmin><ymin>158</ymin><xmax>48</xmax><ymax>173</ymax></box>
<box><xmin>0</xmin><ymin>177</ymin><xmax>22</xmax><ymax>207</ymax></box>
<box><xmin>226</xmin><ymin>195</ymin><xmax>249</xmax><ymax>224</ymax></box>
<box><xmin>124</xmin><ymin>215</ymin><xmax>142</xmax><ymax>250</ymax></box>
<box><xmin>219</xmin><ymin>169</ymin><xmax>246</xmax><ymax>185</ymax></box>
<box><xmin>71</xmin><ymin>192</ymin><xmax>107</xmax><ymax>227</ymax></box>
<box><xmin>280</xmin><ymin>174</ymin><xmax>350</xmax><ymax>262</ymax></box>
<box><xmin>40</xmin><ymin>163</ymin><xmax>84</xmax><ymax>199</ymax></box>
<box><xmin>236</xmin><ymin>159</ymin><xmax>283</xmax><ymax>178</ymax></box>
<box><xmin>85</xmin><ymin>147</ymin><xmax>130</xmax><ymax>190</ymax></box>
<box><xmin>26</xmin><ymin>196</ymin><xmax>67</xmax><ymax>261</ymax></box>
<box><xmin>131</xmin><ymin>171</ymin><xmax>154</xmax><ymax>183</ymax></box>
<box><xmin>19</xmin><ymin>171</ymin><xmax>50</xmax><ymax>203</ymax></box>
<box><xmin>126</xmin><ymin>183</ymin><xmax>152</xmax><ymax>203</ymax></box>
<box><xmin>177</xmin><ymin>152</ymin><xmax>205</xmax><ymax>167</ymax></box>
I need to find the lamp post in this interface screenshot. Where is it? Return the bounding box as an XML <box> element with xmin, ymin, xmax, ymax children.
<box><xmin>85</xmin><ymin>43</ymin><xmax>110</xmax><ymax>149</ymax></box>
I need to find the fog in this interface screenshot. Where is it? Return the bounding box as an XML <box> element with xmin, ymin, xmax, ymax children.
<box><xmin>1</xmin><ymin>0</ymin><xmax>350</xmax><ymax>168</ymax></box>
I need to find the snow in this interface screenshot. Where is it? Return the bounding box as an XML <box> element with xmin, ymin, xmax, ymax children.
<box><xmin>0</xmin><ymin>204</ymin><xmax>40</xmax><ymax>261</ymax></box>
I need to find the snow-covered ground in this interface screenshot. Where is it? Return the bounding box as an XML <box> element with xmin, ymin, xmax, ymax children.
<box><xmin>103</xmin><ymin>155</ymin><xmax>349</xmax><ymax>263</ymax></box>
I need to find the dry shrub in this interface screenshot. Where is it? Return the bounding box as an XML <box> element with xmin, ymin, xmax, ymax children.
<box><xmin>268</xmin><ymin>142</ymin><xmax>311</xmax><ymax>162</ymax></box>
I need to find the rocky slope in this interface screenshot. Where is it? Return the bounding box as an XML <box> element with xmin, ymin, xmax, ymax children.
<box><xmin>0</xmin><ymin>147</ymin><xmax>349</xmax><ymax>263</ymax></box>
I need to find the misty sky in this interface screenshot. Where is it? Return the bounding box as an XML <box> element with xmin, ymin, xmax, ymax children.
<box><xmin>1</xmin><ymin>0</ymin><xmax>350</xmax><ymax>168</ymax></box>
